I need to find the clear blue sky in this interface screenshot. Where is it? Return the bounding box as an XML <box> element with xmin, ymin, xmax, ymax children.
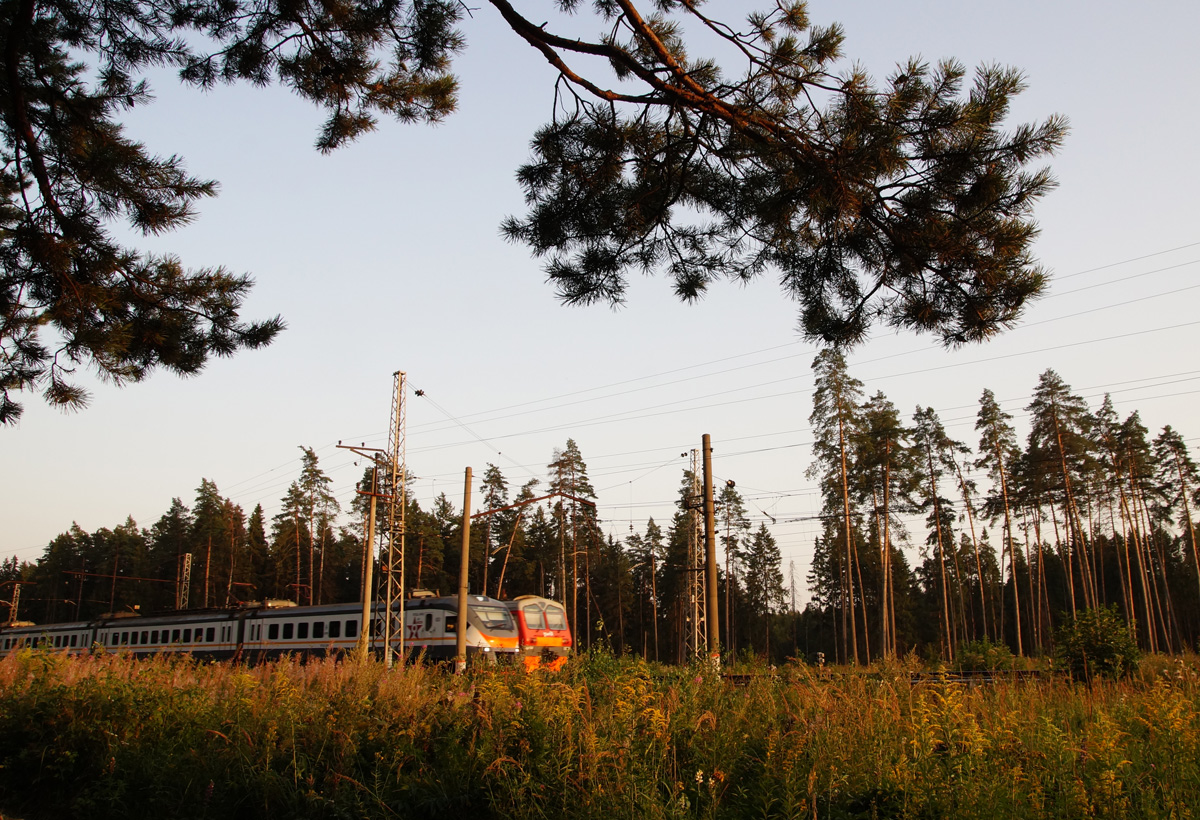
<box><xmin>3</xmin><ymin>0</ymin><xmax>1198</xmax><ymax>605</ymax></box>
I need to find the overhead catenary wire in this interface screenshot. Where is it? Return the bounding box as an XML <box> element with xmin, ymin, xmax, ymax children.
<box><xmin>13</xmin><ymin>240</ymin><xmax>1200</xmax><ymax>573</ymax></box>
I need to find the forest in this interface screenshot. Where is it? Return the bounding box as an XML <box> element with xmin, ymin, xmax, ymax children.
<box><xmin>4</xmin><ymin>354</ymin><xmax>1199</xmax><ymax>666</ymax></box>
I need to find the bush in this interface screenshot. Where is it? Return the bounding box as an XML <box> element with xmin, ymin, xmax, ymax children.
<box><xmin>1053</xmin><ymin>605</ymin><xmax>1140</xmax><ymax>681</ymax></box>
<box><xmin>955</xmin><ymin>638</ymin><xmax>1016</xmax><ymax>672</ymax></box>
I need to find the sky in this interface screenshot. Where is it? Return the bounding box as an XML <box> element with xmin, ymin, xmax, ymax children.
<box><xmin>3</xmin><ymin>0</ymin><xmax>1199</xmax><ymax>606</ymax></box>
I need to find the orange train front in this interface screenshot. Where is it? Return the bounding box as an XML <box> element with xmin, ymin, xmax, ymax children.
<box><xmin>504</xmin><ymin>595</ymin><xmax>572</xmax><ymax>671</ymax></box>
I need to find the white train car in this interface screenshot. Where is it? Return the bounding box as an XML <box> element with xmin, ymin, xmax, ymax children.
<box><xmin>0</xmin><ymin>594</ymin><xmax>520</xmax><ymax>664</ymax></box>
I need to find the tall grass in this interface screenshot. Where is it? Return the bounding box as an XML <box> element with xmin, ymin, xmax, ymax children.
<box><xmin>0</xmin><ymin>649</ymin><xmax>1197</xmax><ymax>819</ymax></box>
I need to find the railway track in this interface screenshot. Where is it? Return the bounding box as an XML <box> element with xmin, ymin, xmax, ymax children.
<box><xmin>719</xmin><ymin>669</ymin><xmax>1049</xmax><ymax>687</ymax></box>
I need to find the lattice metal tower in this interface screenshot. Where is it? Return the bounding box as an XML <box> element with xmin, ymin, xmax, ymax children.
<box><xmin>382</xmin><ymin>371</ymin><xmax>408</xmax><ymax>667</ymax></box>
<box><xmin>684</xmin><ymin>449</ymin><xmax>708</xmax><ymax>660</ymax></box>
<box><xmin>178</xmin><ymin>553</ymin><xmax>192</xmax><ymax>610</ymax></box>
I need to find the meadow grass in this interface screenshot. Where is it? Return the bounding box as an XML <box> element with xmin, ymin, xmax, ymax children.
<box><xmin>0</xmin><ymin>649</ymin><xmax>1197</xmax><ymax>819</ymax></box>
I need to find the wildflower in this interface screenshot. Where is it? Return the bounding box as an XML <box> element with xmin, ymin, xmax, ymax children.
<box><xmin>694</xmin><ymin>675</ymin><xmax>702</xmax><ymax>684</ymax></box>
<box><xmin>695</xmin><ymin>769</ymin><xmax>704</xmax><ymax>784</ymax></box>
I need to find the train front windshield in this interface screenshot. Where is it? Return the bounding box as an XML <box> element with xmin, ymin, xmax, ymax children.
<box><xmin>474</xmin><ymin>605</ymin><xmax>515</xmax><ymax>631</ymax></box>
<box><xmin>544</xmin><ymin>605</ymin><xmax>567</xmax><ymax>630</ymax></box>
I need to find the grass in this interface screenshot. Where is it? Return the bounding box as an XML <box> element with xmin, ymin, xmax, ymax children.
<box><xmin>0</xmin><ymin>649</ymin><xmax>1197</xmax><ymax>819</ymax></box>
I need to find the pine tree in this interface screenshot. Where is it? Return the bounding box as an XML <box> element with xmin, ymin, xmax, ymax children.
<box><xmin>1093</xmin><ymin>396</ymin><xmax>1127</xmax><ymax>611</ymax></box>
<box><xmin>911</xmin><ymin>406</ymin><xmax>963</xmax><ymax>660</ymax></box>
<box><xmin>627</xmin><ymin>518</ymin><xmax>665</xmax><ymax>660</ymax></box>
<box><xmin>742</xmin><ymin>524</ymin><xmax>785</xmax><ymax>654</ymax></box>
<box><xmin>716</xmin><ymin>482</ymin><xmax>751</xmax><ymax>653</ymax></box>
<box><xmin>975</xmin><ymin>388</ymin><xmax>1024</xmax><ymax>655</ymax></box>
<box><xmin>272</xmin><ymin>482</ymin><xmax>309</xmax><ymax>602</ymax></box>
<box><xmin>295</xmin><ymin>447</ymin><xmax>338</xmax><ymax>605</ymax></box>
<box><xmin>547</xmin><ymin>439</ymin><xmax>598</xmax><ymax>646</ymax></box>
<box><xmin>1026</xmin><ymin>370</ymin><xmax>1096</xmax><ymax>617</ymax></box>
<box><xmin>807</xmin><ymin>349</ymin><xmax>866</xmax><ymax>663</ymax></box>
<box><xmin>149</xmin><ymin>498</ymin><xmax>192</xmax><ymax>609</ymax></box>
<box><xmin>1154</xmin><ymin>426</ymin><xmax>1200</xmax><ymax>609</ymax></box>
<box><xmin>245</xmin><ymin>505</ymin><xmax>269</xmax><ymax>602</ymax></box>
<box><xmin>2</xmin><ymin>0</ymin><xmax>1063</xmax><ymax>421</ymax></box>
<box><xmin>854</xmin><ymin>391</ymin><xmax>913</xmax><ymax>658</ymax></box>
<box><xmin>479</xmin><ymin>464</ymin><xmax>510</xmax><ymax>596</ymax></box>
<box><xmin>1119</xmin><ymin>411</ymin><xmax>1176</xmax><ymax>650</ymax></box>
<box><xmin>190</xmin><ymin>479</ymin><xmax>229</xmax><ymax>609</ymax></box>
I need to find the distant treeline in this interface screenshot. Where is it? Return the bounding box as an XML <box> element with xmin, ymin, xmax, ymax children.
<box><xmin>5</xmin><ymin>358</ymin><xmax>1200</xmax><ymax>663</ymax></box>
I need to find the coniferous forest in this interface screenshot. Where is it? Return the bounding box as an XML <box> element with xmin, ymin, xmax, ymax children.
<box><xmin>5</xmin><ymin>358</ymin><xmax>1200</xmax><ymax>665</ymax></box>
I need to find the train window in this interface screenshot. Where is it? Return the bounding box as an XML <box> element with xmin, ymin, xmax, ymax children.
<box><xmin>445</xmin><ymin>619</ymin><xmax>456</xmax><ymax>633</ymax></box>
<box><xmin>545</xmin><ymin>606</ymin><xmax>567</xmax><ymax>630</ymax></box>
<box><xmin>283</xmin><ymin>623</ymin><xmax>293</xmax><ymax>640</ymax></box>
<box><xmin>141</xmin><ymin>631</ymin><xmax>149</xmax><ymax>644</ymax></box>
<box><xmin>268</xmin><ymin>624</ymin><xmax>279</xmax><ymax>640</ymax></box>
<box><xmin>183</xmin><ymin>628</ymin><xmax>192</xmax><ymax>642</ymax></box>
<box><xmin>71</xmin><ymin>634</ymin><xmax>78</xmax><ymax>647</ymax></box>
<box><xmin>524</xmin><ymin>609</ymin><xmax>546</xmax><ymax>630</ymax></box>
<box><xmin>424</xmin><ymin>613</ymin><xmax>433</xmax><ymax>631</ymax></box>
<box><xmin>120</xmin><ymin>631</ymin><xmax>128</xmax><ymax>645</ymax></box>
<box><xmin>131</xmin><ymin>633</ymin><xmax>139</xmax><ymax>646</ymax></box>
<box><xmin>206</xmin><ymin>627</ymin><xmax>215</xmax><ymax>642</ymax></box>
<box><xmin>345</xmin><ymin>620</ymin><xmax>357</xmax><ymax>638</ymax></box>
<box><xmin>329</xmin><ymin>621</ymin><xmax>340</xmax><ymax>639</ymax></box>
<box><xmin>313</xmin><ymin>621</ymin><xmax>324</xmax><ymax>640</ymax></box>
<box><xmin>297</xmin><ymin>622</ymin><xmax>308</xmax><ymax>640</ymax></box>
<box><xmin>171</xmin><ymin>629</ymin><xmax>180</xmax><ymax>643</ymax></box>
<box><xmin>473</xmin><ymin>605</ymin><xmax>513</xmax><ymax>630</ymax></box>
<box><xmin>151</xmin><ymin>630</ymin><xmax>159</xmax><ymax>643</ymax></box>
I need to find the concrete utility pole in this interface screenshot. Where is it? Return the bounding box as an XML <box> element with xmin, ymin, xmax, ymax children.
<box><xmin>361</xmin><ymin>471</ymin><xmax>378</xmax><ymax>660</ymax></box>
<box><xmin>338</xmin><ymin>443</ymin><xmax>390</xmax><ymax>662</ymax></box>
<box><xmin>456</xmin><ymin>466</ymin><xmax>473</xmax><ymax>675</ymax></box>
<box><xmin>702</xmin><ymin>434</ymin><xmax>720</xmax><ymax>664</ymax></box>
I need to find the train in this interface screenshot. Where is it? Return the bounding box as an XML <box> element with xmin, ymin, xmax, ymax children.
<box><xmin>0</xmin><ymin>591</ymin><xmax>570</xmax><ymax>666</ymax></box>
<box><xmin>504</xmin><ymin>595</ymin><xmax>573</xmax><ymax>671</ymax></box>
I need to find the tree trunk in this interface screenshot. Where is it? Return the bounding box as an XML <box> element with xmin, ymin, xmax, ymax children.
<box><xmin>926</xmin><ymin>445</ymin><xmax>953</xmax><ymax>660</ymax></box>
<box><xmin>995</xmin><ymin>443</ymin><xmax>1022</xmax><ymax>656</ymax></box>
<box><xmin>955</xmin><ymin>461</ymin><xmax>989</xmax><ymax>641</ymax></box>
<box><xmin>838</xmin><ymin>411</ymin><xmax>859</xmax><ymax>664</ymax></box>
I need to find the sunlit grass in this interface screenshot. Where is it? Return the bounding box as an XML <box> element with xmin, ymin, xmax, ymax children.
<box><xmin>0</xmin><ymin>650</ymin><xmax>1197</xmax><ymax>819</ymax></box>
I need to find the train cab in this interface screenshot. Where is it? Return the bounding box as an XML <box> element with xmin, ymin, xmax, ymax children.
<box><xmin>505</xmin><ymin>595</ymin><xmax>572</xmax><ymax>671</ymax></box>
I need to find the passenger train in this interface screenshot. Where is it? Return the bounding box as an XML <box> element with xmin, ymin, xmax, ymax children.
<box><xmin>0</xmin><ymin>591</ymin><xmax>568</xmax><ymax>665</ymax></box>
<box><xmin>505</xmin><ymin>595</ymin><xmax>573</xmax><ymax>671</ymax></box>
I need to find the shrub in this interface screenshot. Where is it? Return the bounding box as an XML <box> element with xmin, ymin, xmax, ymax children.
<box><xmin>955</xmin><ymin>638</ymin><xmax>1016</xmax><ymax>672</ymax></box>
<box><xmin>1053</xmin><ymin>605</ymin><xmax>1140</xmax><ymax>681</ymax></box>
